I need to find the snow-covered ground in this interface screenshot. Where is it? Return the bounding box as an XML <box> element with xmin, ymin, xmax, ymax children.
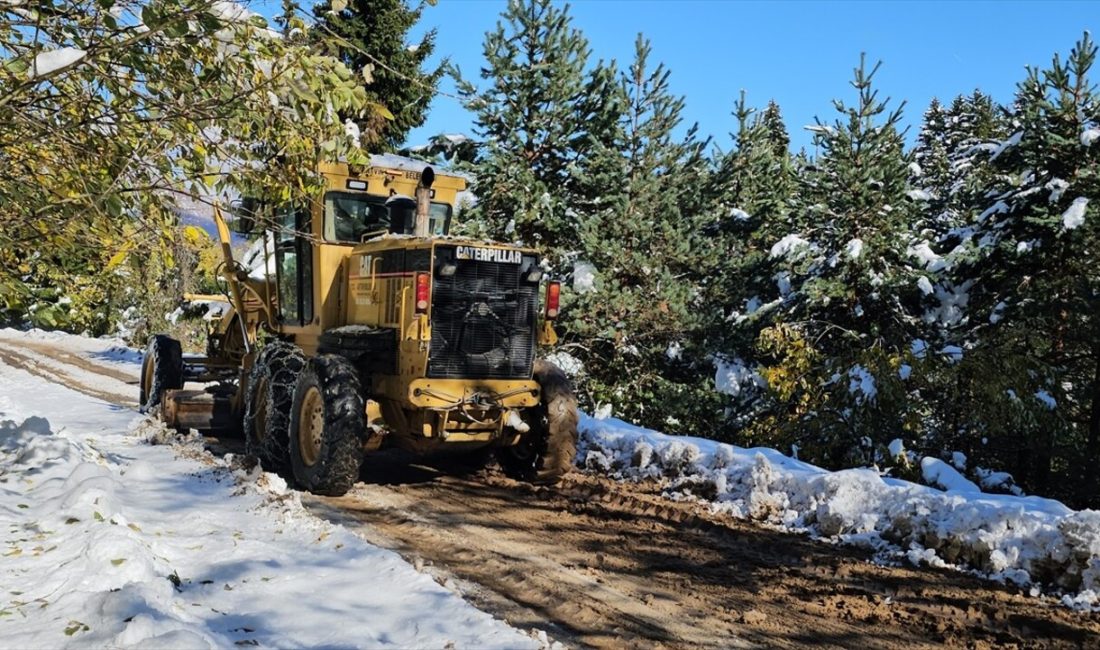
<box><xmin>579</xmin><ymin>414</ymin><xmax>1100</xmax><ymax>610</ymax></box>
<box><xmin>0</xmin><ymin>335</ymin><xmax>536</xmax><ymax>648</ymax></box>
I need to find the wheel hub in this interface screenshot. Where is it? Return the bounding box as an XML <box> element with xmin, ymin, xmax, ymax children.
<box><xmin>298</xmin><ymin>386</ymin><xmax>324</xmax><ymax>467</ymax></box>
<box><xmin>141</xmin><ymin>356</ymin><xmax>153</xmax><ymax>403</ymax></box>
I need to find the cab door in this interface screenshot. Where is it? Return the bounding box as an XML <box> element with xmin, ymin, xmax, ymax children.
<box><xmin>274</xmin><ymin>205</ymin><xmax>313</xmax><ymax>326</ymax></box>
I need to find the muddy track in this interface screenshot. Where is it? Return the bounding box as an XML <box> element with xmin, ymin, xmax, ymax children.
<box><xmin>0</xmin><ymin>342</ymin><xmax>138</xmax><ymax>407</ymax></box>
<box><xmin>3</xmin><ymin>338</ymin><xmax>1099</xmax><ymax>648</ymax></box>
<box><xmin>308</xmin><ymin>463</ymin><xmax>1100</xmax><ymax>649</ymax></box>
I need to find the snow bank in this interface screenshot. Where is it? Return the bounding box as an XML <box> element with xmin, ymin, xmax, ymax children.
<box><xmin>578</xmin><ymin>415</ymin><xmax>1100</xmax><ymax>605</ymax></box>
<box><xmin>0</xmin><ymin>361</ymin><xmax>534</xmax><ymax>648</ymax></box>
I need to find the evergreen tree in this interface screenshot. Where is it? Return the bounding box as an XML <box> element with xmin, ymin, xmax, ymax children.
<box><xmin>910</xmin><ymin>91</ymin><xmax>1008</xmax><ymax>239</ymax></box>
<box><xmin>909</xmin><ymin>97</ymin><xmax>953</xmax><ymax>229</ymax></box>
<box><xmin>454</xmin><ymin>0</ymin><xmax>619</xmax><ymax>261</ymax></box>
<box><xmin>704</xmin><ymin>94</ymin><xmax>797</xmax><ymax>431</ymax></box>
<box><xmin>944</xmin><ymin>34</ymin><xmax>1100</xmax><ymax>501</ymax></box>
<box><xmin>759</xmin><ymin>100</ymin><xmax>791</xmax><ymax>156</ymax></box>
<box><xmin>312</xmin><ymin>0</ymin><xmax>443</xmax><ymax>148</ymax></box>
<box><xmin>740</xmin><ymin>56</ymin><xmax>925</xmax><ymax>467</ymax></box>
<box><xmin>567</xmin><ymin>35</ymin><xmax>718</xmax><ymax>434</ymax></box>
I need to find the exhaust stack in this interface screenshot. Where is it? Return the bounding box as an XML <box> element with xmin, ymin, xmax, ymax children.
<box><xmin>415</xmin><ymin>166</ymin><xmax>436</xmax><ymax>237</ymax></box>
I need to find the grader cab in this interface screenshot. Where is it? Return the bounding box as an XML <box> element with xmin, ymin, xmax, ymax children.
<box><xmin>141</xmin><ymin>158</ymin><xmax>578</xmax><ymax>496</ymax></box>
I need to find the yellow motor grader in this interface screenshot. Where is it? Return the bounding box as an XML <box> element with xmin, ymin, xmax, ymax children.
<box><xmin>140</xmin><ymin>158</ymin><xmax>578</xmax><ymax>496</ymax></box>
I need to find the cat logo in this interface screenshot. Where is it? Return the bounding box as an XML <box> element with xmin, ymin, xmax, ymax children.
<box><xmin>455</xmin><ymin>246</ymin><xmax>522</xmax><ymax>264</ymax></box>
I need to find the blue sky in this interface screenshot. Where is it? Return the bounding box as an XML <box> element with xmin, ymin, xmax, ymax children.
<box><xmin>263</xmin><ymin>0</ymin><xmax>1097</xmax><ymax>152</ymax></box>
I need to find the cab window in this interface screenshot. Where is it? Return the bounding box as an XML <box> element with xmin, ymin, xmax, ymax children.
<box><xmin>274</xmin><ymin>205</ymin><xmax>312</xmax><ymax>325</ymax></box>
<box><xmin>323</xmin><ymin>191</ymin><xmax>453</xmax><ymax>241</ymax></box>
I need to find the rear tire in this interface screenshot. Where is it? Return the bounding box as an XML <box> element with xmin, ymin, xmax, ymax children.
<box><xmin>243</xmin><ymin>342</ymin><xmax>304</xmax><ymax>475</ymax></box>
<box><xmin>140</xmin><ymin>335</ymin><xmax>184</xmax><ymax>413</ymax></box>
<box><xmin>497</xmin><ymin>359</ymin><xmax>579</xmax><ymax>484</ymax></box>
<box><xmin>289</xmin><ymin>354</ymin><xmax>365</xmax><ymax>496</ymax></box>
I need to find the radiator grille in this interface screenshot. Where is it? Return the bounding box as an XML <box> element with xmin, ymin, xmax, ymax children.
<box><xmin>427</xmin><ymin>248</ymin><xmax>538</xmax><ymax>379</ymax></box>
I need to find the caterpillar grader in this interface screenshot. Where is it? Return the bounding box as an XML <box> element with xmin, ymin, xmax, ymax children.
<box><xmin>140</xmin><ymin>157</ymin><xmax>578</xmax><ymax>496</ymax></box>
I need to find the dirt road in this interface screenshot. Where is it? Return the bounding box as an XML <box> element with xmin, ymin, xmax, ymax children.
<box><xmin>2</xmin><ymin>335</ymin><xmax>1097</xmax><ymax>649</ymax></box>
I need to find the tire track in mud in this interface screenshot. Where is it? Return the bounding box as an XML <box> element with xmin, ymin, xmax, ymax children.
<box><xmin>5</xmin><ymin>337</ymin><xmax>1099</xmax><ymax>648</ymax></box>
<box><xmin>12</xmin><ymin>338</ymin><xmax>139</xmax><ymax>385</ymax></box>
<box><xmin>0</xmin><ymin>342</ymin><xmax>138</xmax><ymax>408</ymax></box>
<box><xmin>309</xmin><ymin>466</ymin><xmax>1100</xmax><ymax>649</ymax></box>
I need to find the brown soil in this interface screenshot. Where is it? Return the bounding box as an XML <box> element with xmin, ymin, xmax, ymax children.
<box><xmin>4</xmin><ymin>337</ymin><xmax>1099</xmax><ymax>649</ymax></box>
<box><xmin>308</xmin><ymin>460</ymin><xmax>1100</xmax><ymax>649</ymax></box>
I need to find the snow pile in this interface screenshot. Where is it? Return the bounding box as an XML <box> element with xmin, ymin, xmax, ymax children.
<box><xmin>0</xmin><ymin>362</ymin><xmax>534</xmax><ymax>648</ymax></box>
<box><xmin>769</xmin><ymin>234</ymin><xmax>813</xmax><ymax>260</ymax></box>
<box><xmin>573</xmin><ymin>261</ymin><xmax>597</xmax><ymax>294</ymax></box>
<box><xmin>921</xmin><ymin>457</ymin><xmax>980</xmax><ymax>493</ymax></box>
<box><xmin>990</xmin><ymin>131</ymin><xmax>1023</xmax><ymax>160</ymax></box>
<box><xmin>728</xmin><ymin>207</ymin><xmax>751</xmax><ymax>221</ymax></box>
<box><xmin>847</xmin><ymin>365</ymin><xmax>876</xmax><ymax>403</ymax></box>
<box><xmin>907</xmin><ymin>241</ymin><xmax>947</xmax><ymax>272</ymax></box>
<box><xmin>1062</xmin><ymin>197</ymin><xmax>1088</xmax><ymax>230</ymax></box>
<box><xmin>1082</xmin><ymin>128</ymin><xmax>1100</xmax><ymax>148</ymax></box>
<box><xmin>544</xmin><ymin>350</ymin><xmax>584</xmax><ymax>378</ymax></box>
<box><xmin>713</xmin><ymin>357</ymin><xmax>763</xmax><ymax>398</ymax></box>
<box><xmin>924</xmin><ymin>279</ymin><xmax>972</xmax><ymax>328</ymax></box>
<box><xmin>30</xmin><ymin>47</ymin><xmax>86</xmax><ymax>78</ymax></box>
<box><xmin>578</xmin><ymin>415</ymin><xmax>1100</xmax><ymax>604</ymax></box>
<box><xmin>844</xmin><ymin>238</ymin><xmax>863</xmax><ymax>260</ymax></box>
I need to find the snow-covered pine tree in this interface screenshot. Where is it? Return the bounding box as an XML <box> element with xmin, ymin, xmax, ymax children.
<box><xmin>704</xmin><ymin>93</ymin><xmax>797</xmax><ymax>433</ymax></box>
<box><xmin>453</xmin><ymin>0</ymin><xmax>619</xmax><ymax>261</ymax></box>
<box><xmin>909</xmin><ymin>92</ymin><xmax>1011</xmax><ymax>257</ymax></box>
<box><xmin>901</xmin><ymin>90</ymin><xmax>1012</xmax><ymax>480</ymax></box>
<box><xmin>934</xmin><ymin>91</ymin><xmax>1011</xmax><ymax>236</ymax></box>
<box><xmin>311</xmin><ymin>0</ymin><xmax>443</xmax><ymax>148</ymax></box>
<box><xmin>744</xmin><ymin>56</ymin><xmax>925</xmax><ymax>467</ymax></box>
<box><xmin>944</xmin><ymin>34</ymin><xmax>1100</xmax><ymax>501</ymax></box>
<box><xmin>909</xmin><ymin>98</ymin><xmax>954</xmax><ymax>229</ymax></box>
<box><xmin>564</xmin><ymin>35</ymin><xmax>719</xmax><ymax>435</ymax></box>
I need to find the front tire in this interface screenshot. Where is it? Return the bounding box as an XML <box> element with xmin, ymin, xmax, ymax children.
<box><xmin>289</xmin><ymin>354</ymin><xmax>365</xmax><ymax>496</ymax></box>
<box><xmin>140</xmin><ymin>335</ymin><xmax>184</xmax><ymax>413</ymax></box>
<box><xmin>498</xmin><ymin>359</ymin><xmax>579</xmax><ymax>484</ymax></box>
<box><xmin>243</xmin><ymin>342</ymin><xmax>304</xmax><ymax>475</ymax></box>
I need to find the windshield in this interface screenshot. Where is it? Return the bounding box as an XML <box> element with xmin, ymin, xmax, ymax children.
<box><xmin>323</xmin><ymin>191</ymin><xmax>452</xmax><ymax>242</ymax></box>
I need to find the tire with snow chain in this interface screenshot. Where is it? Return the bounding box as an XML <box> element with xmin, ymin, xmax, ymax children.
<box><xmin>140</xmin><ymin>335</ymin><xmax>183</xmax><ymax>413</ymax></box>
<box><xmin>289</xmin><ymin>354</ymin><xmax>365</xmax><ymax>496</ymax></box>
<box><xmin>497</xmin><ymin>359</ymin><xmax>579</xmax><ymax>484</ymax></box>
<box><xmin>243</xmin><ymin>341</ymin><xmax>304</xmax><ymax>475</ymax></box>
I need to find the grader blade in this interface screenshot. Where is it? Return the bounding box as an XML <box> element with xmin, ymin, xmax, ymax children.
<box><xmin>161</xmin><ymin>389</ymin><xmax>238</xmax><ymax>433</ymax></box>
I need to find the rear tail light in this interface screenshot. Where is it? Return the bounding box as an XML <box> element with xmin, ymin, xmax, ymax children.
<box><xmin>415</xmin><ymin>272</ymin><xmax>430</xmax><ymax>313</ymax></box>
<box><xmin>545</xmin><ymin>281</ymin><xmax>560</xmax><ymax>320</ymax></box>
